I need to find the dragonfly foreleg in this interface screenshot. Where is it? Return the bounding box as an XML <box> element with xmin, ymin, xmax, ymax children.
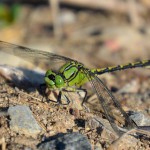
<box><xmin>79</xmin><ymin>89</ymin><xmax>87</xmax><ymax>106</ymax></box>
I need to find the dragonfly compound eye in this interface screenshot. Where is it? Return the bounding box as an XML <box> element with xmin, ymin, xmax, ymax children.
<box><xmin>55</xmin><ymin>75</ymin><xmax>64</xmax><ymax>88</ymax></box>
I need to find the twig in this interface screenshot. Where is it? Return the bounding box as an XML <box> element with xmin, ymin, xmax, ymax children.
<box><xmin>49</xmin><ymin>0</ymin><xmax>63</xmax><ymax>39</ymax></box>
<box><xmin>60</xmin><ymin>0</ymin><xmax>146</xmax><ymax>14</ymax></box>
<box><xmin>0</xmin><ymin>137</ymin><xmax>6</xmax><ymax>150</ymax></box>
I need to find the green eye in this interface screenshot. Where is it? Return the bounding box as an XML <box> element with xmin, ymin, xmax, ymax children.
<box><xmin>55</xmin><ymin>75</ymin><xmax>64</xmax><ymax>88</ymax></box>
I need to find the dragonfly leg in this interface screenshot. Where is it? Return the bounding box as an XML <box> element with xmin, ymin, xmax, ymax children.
<box><xmin>63</xmin><ymin>93</ymin><xmax>70</xmax><ymax>105</ymax></box>
<box><xmin>39</xmin><ymin>85</ymin><xmax>70</xmax><ymax>105</ymax></box>
<box><xmin>79</xmin><ymin>89</ymin><xmax>87</xmax><ymax>106</ymax></box>
<box><xmin>57</xmin><ymin>90</ymin><xmax>70</xmax><ymax>105</ymax></box>
<box><xmin>57</xmin><ymin>91</ymin><xmax>62</xmax><ymax>104</ymax></box>
<box><xmin>61</xmin><ymin>87</ymin><xmax>87</xmax><ymax>106</ymax></box>
<box><xmin>64</xmin><ymin>87</ymin><xmax>88</xmax><ymax>106</ymax></box>
<box><xmin>75</xmin><ymin>88</ymin><xmax>90</xmax><ymax>111</ymax></box>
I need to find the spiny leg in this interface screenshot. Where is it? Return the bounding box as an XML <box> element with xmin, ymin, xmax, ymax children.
<box><xmin>57</xmin><ymin>90</ymin><xmax>70</xmax><ymax>105</ymax></box>
<box><xmin>80</xmin><ymin>89</ymin><xmax>87</xmax><ymax>106</ymax></box>
<box><xmin>60</xmin><ymin>87</ymin><xmax>88</xmax><ymax>107</ymax></box>
<box><xmin>40</xmin><ymin>85</ymin><xmax>87</xmax><ymax>106</ymax></box>
<box><xmin>76</xmin><ymin>88</ymin><xmax>91</xmax><ymax>112</ymax></box>
<box><xmin>63</xmin><ymin>87</ymin><xmax>89</xmax><ymax>112</ymax></box>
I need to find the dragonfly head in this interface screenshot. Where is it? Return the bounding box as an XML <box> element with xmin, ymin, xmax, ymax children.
<box><xmin>44</xmin><ymin>70</ymin><xmax>65</xmax><ymax>89</ymax></box>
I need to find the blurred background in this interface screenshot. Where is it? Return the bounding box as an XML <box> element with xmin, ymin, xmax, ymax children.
<box><xmin>0</xmin><ymin>0</ymin><xmax>150</xmax><ymax>71</ymax></box>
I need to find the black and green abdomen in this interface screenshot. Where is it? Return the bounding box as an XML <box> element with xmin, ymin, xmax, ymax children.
<box><xmin>92</xmin><ymin>60</ymin><xmax>150</xmax><ymax>75</ymax></box>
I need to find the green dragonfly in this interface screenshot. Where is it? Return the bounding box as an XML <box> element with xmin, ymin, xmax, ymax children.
<box><xmin>0</xmin><ymin>41</ymin><xmax>150</xmax><ymax>136</ymax></box>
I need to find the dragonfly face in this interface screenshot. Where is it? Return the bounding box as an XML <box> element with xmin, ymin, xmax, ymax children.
<box><xmin>45</xmin><ymin>70</ymin><xmax>66</xmax><ymax>89</ymax></box>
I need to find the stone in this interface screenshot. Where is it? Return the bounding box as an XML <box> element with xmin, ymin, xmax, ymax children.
<box><xmin>8</xmin><ymin>105</ymin><xmax>43</xmax><ymax>137</ymax></box>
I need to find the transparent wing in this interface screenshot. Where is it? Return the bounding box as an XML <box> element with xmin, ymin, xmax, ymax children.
<box><xmin>83</xmin><ymin>68</ymin><xmax>137</xmax><ymax>136</ymax></box>
<box><xmin>0</xmin><ymin>41</ymin><xmax>74</xmax><ymax>70</ymax></box>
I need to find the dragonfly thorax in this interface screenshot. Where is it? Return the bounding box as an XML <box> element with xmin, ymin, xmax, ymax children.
<box><xmin>59</xmin><ymin>61</ymin><xmax>88</xmax><ymax>87</ymax></box>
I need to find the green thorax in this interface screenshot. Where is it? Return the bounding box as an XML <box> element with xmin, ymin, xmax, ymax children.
<box><xmin>59</xmin><ymin>61</ymin><xmax>89</xmax><ymax>87</ymax></box>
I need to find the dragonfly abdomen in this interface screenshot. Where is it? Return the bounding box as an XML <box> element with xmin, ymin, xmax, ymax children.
<box><xmin>92</xmin><ymin>60</ymin><xmax>150</xmax><ymax>75</ymax></box>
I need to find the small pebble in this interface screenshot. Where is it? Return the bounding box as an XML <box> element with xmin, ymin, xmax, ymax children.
<box><xmin>130</xmin><ymin>112</ymin><xmax>150</xmax><ymax>126</ymax></box>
